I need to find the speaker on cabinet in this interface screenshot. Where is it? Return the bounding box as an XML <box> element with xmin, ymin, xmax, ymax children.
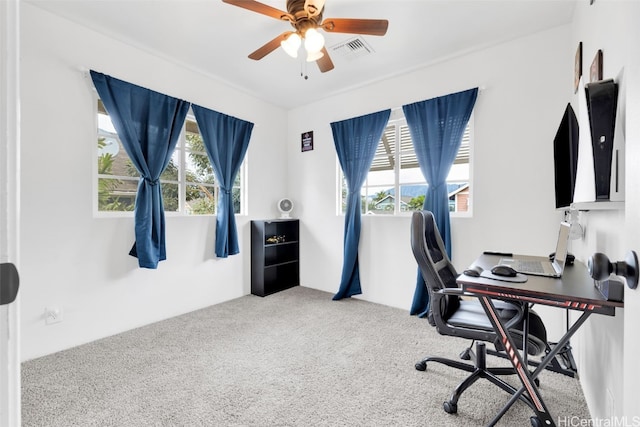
<box><xmin>585</xmin><ymin>79</ymin><xmax>618</xmax><ymax>200</ymax></box>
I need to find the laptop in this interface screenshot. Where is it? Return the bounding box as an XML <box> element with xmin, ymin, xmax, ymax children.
<box><xmin>498</xmin><ymin>222</ymin><xmax>571</xmax><ymax>278</ymax></box>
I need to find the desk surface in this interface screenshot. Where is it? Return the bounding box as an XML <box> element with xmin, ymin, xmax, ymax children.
<box><xmin>457</xmin><ymin>254</ymin><xmax>623</xmax><ymax>316</ymax></box>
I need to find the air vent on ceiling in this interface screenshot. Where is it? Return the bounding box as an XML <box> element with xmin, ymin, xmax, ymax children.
<box><xmin>329</xmin><ymin>37</ymin><xmax>374</xmax><ymax>61</ymax></box>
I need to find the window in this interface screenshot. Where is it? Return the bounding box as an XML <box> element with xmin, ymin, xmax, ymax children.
<box><xmin>96</xmin><ymin>100</ymin><xmax>245</xmax><ymax>215</ymax></box>
<box><xmin>339</xmin><ymin>110</ymin><xmax>472</xmax><ymax>216</ymax></box>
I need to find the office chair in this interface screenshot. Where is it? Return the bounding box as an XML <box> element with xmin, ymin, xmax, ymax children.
<box><xmin>410</xmin><ymin>210</ymin><xmax>548</xmax><ymax>415</ymax></box>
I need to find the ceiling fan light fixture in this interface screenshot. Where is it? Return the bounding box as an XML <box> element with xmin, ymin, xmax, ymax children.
<box><xmin>304</xmin><ymin>28</ymin><xmax>324</xmax><ymax>54</ymax></box>
<box><xmin>280</xmin><ymin>33</ymin><xmax>301</xmax><ymax>58</ymax></box>
<box><xmin>306</xmin><ymin>50</ymin><xmax>324</xmax><ymax>62</ymax></box>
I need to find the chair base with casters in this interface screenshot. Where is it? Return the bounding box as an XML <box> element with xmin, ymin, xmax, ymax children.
<box><xmin>415</xmin><ymin>341</ymin><xmax>536</xmax><ymax>415</ymax></box>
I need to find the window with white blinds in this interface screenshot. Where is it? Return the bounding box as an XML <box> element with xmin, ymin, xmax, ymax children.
<box><xmin>339</xmin><ymin>114</ymin><xmax>472</xmax><ymax>216</ymax></box>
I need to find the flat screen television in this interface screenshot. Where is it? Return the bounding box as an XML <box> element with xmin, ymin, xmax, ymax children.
<box><xmin>553</xmin><ymin>103</ymin><xmax>579</xmax><ymax>209</ymax></box>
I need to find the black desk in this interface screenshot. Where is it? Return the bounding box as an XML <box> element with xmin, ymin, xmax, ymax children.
<box><xmin>457</xmin><ymin>254</ymin><xmax>623</xmax><ymax>427</ymax></box>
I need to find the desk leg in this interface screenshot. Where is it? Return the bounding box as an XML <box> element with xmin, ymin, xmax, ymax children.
<box><xmin>478</xmin><ymin>296</ymin><xmax>555</xmax><ymax>427</ymax></box>
<box><xmin>532</xmin><ymin>310</ymin><xmax>590</xmax><ymax>379</ymax></box>
<box><xmin>488</xmin><ymin>310</ymin><xmax>591</xmax><ymax>426</ymax></box>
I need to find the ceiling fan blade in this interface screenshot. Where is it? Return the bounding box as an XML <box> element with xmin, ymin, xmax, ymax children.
<box><xmin>248</xmin><ymin>32</ymin><xmax>293</xmax><ymax>60</ymax></box>
<box><xmin>316</xmin><ymin>47</ymin><xmax>334</xmax><ymax>73</ymax></box>
<box><xmin>222</xmin><ymin>0</ymin><xmax>293</xmax><ymax>22</ymax></box>
<box><xmin>321</xmin><ymin>18</ymin><xmax>389</xmax><ymax>36</ymax></box>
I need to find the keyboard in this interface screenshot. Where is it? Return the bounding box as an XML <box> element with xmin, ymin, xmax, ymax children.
<box><xmin>511</xmin><ymin>260</ymin><xmax>546</xmax><ymax>274</ymax></box>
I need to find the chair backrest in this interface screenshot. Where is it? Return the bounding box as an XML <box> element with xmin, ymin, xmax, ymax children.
<box><xmin>410</xmin><ymin>210</ymin><xmax>460</xmax><ymax>321</ymax></box>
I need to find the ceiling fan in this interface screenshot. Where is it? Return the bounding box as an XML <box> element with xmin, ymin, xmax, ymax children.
<box><xmin>222</xmin><ymin>0</ymin><xmax>389</xmax><ymax>73</ymax></box>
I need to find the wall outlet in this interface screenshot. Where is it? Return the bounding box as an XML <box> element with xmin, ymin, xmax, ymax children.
<box><xmin>44</xmin><ymin>307</ymin><xmax>63</xmax><ymax>325</ymax></box>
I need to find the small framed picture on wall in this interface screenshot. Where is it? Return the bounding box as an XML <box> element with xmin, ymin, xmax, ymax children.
<box><xmin>301</xmin><ymin>131</ymin><xmax>314</xmax><ymax>152</ymax></box>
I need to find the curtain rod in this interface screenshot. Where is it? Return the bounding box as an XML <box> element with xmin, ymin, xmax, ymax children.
<box><xmin>390</xmin><ymin>86</ymin><xmax>486</xmax><ymax>112</ymax></box>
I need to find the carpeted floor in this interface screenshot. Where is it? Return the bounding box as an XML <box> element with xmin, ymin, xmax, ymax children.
<box><xmin>22</xmin><ymin>286</ymin><xmax>589</xmax><ymax>426</ymax></box>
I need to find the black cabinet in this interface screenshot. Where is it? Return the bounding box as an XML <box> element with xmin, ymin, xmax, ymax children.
<box><xmin>251</xmin><ymin>219</ymin><xmax>299</xmax><ymax>297</ymax></box>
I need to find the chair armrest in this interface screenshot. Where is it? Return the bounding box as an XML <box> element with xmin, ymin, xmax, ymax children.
<box><xmin>434</xmin><ymin>288</ymin><xmax>465</xmax><ymax>296</ymax></box>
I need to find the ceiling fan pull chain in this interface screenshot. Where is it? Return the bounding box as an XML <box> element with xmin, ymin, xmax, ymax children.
<box><xmin>300</xmin><ymin>56</ymin><xmax>309</xmax><ymax>80</ymax></box>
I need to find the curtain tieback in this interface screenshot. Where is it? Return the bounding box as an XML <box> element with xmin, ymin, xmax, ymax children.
<box><xmin>144</xmin><ymin>177</ymin><xmax>160</xmax><ymax>186</ymax></box>
<box><xmin>431</xmin><ymin>182</ymin><xmax>446</xmax><ymax>191</ymax></box>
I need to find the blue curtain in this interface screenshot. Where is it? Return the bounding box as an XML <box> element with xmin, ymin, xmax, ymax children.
<box><xmin>91</xmin><ymin>71</ymin><xmax>190</xmax><ymax>269</ymax></box>
<box><xmin>331</xmin><ymin>109</ymin><xmax>391</xmax><ymax>300</ymax></box>
<box><xmin>192</xmin><ymin>105</ymin><xmax>253</xmax><ymax>258</ymax></box>
<box><xmin>403</xmin><ymin>88</ymin><xmax>477</xmax><ymax>316</ymax></box>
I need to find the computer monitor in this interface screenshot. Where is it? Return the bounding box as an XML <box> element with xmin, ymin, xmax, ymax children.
<box><xmin>553</xmin><ymin>103</ymin><xmax>579</xmax><ymax>209</ymax></box>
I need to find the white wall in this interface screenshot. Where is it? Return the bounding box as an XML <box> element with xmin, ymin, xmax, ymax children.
<box><xmin>19</xmin><ymin>4</ymin><xmax>288</xmax><ymax>360</ymax></box>
<box><xmin>288</xmin><ymin>25</ymin><xmax>569</xmax><ymax>326</ymax></box>
<box><xmin>568</xmin><ymin>1</ymin><xmax>640</xmax><ymax>421</ymax></box>
<box><xmin>1</xmin><ymin>0</ymin><xmax>22</xmax><ymax>424</ymax></box>
<box><xmin>621</xmin><ymin>2</ymin><xmax>640</xmax><ymax>418</ymax></box>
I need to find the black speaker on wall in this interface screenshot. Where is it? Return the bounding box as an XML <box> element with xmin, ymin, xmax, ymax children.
<box><xmin>553</xmin><ymin>104</ymin><xmax>579</xmax><ymax>209</ymax></box>
<box><xmin>585</xmin><ymin>79</ymin><xmax>618</xmax><ymax>200</ymax></box>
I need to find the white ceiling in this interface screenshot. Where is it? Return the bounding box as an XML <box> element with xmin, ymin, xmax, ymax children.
<box><xmin>26</xmin><ymin>0</ymin><xmax>577</xmax><ymax>109</ymax></box>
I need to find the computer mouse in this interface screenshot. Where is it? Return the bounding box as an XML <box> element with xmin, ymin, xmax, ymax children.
<box><xmin>463</xmin><ymin>267</ymin><xmax>482</xmax><ymax>277</ymax></box>
<box><xmin>491</xmin><ymin>265</ymin><xmax>518</xmax><ymax>277</ymax></box>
